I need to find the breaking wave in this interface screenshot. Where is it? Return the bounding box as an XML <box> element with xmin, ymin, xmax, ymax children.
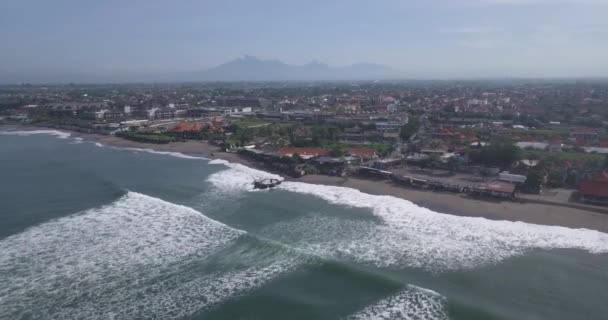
<box><xmin>109</xmin><ymin>146</ymin><xmax>209</xmax><ymax>160</ymax></box>
<box><xmin>0</xmin><ymin>129</ymin><xmax>71</xmax><ymax>139</ymax></box>
<box><xmin>0</xmin><ymin>192</ymin><xmax>300</xmax><ymax>319</ymax></box>
<box><xmin>347</xmin><ymin>286</ymin><xmax>449</xmax><ymax>320</ymax></box>
<box><xmin>260</xmin><ymin>182</ymin><xmax>608</xmax><ymax>271</ymax></box>
<box><xmin>207</xmin><ymin>159</ymin><xmax>282</xmax><ymax>193</ymax></box>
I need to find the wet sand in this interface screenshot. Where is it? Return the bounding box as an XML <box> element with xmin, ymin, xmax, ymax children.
<box><xmin>6</xmin><ymin>126</ymin><xmax>608</xmax><ymax>233</ymax></box>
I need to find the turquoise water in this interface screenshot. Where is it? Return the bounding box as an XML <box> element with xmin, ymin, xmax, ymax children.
<box><xmin>1</xmin><ymin>129</ymin><xmax>608</xmax><ymax>320</ymax></box>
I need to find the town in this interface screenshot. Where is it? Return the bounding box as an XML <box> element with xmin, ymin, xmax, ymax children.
<box><xmin>2</xmin><ymin>80</ymin><xmax>608</xmax><ymax>210</ymax></box>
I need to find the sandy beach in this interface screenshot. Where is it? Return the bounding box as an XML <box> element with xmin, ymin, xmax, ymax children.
<box><xmin>88</xmin><ymin>134</ymin><xmax>608</xmax><ymax>233</ymax></box>
<box><xmin>5</xmin><ymin>125</ymin><xmax>608</xmax><ymax>233</ymax></box>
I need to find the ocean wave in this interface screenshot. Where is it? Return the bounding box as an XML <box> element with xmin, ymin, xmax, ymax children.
<box><xmin>207</xmin><ymin>159</ymin><xmax>283</xmax><ymax>193</ymax></box>
<box><xmin>256</xmin><ymin>181</ymin><xmax>608</xmax><ymax>272</ymax></box>
<box><xmin>0</xmin><ymin>191</ymin><xmax>299</xmax><ymax>319</ymax></box>
<box><xmin>0</xmin><ymin>129</ymin><xmax>71</xmax><ymax>139</ymax></box>
<box><xmin>347</xmin><ymin>285</ymin><xmax>449</xmax><ymax>320</ymax></box>
<box><xmin>107</xmin><ymin>146</ymin><xmax>210</xmax><ymax>160</ymax></box>
<box><xmin>69</xmin><ymin>136</ymin><xmax>84</xmax><ymax>144</ymax></box>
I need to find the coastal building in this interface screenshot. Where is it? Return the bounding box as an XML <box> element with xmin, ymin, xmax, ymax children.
<box><xmin>278</xmin><ymin>147</ymin><xmax>330</xmax><ymax>159</ymax></box>
<box><xmin>470</xmin><ymin>181</ymin><xmax>517</xmax><ymax>199</ymax></box>
<box><xmin>579</xmin><ymin>172</ymin><xmax>608</xmax><ymax>205</ymax></box>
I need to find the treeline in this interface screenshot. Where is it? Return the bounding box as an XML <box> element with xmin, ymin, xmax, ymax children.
<box><xmin>30</xmin><ymin>114</ymin><xmax>94</xmax><ymax>129</ymax></box>
<box><xmin>116</xmin><ymin>132</ymin><xmax>178</xmax><ymax>144</ymax></box>
<box><xmin>468</xmin><ymin>141</ymin><xmax>522</xmax><ymax>169</ymax></box>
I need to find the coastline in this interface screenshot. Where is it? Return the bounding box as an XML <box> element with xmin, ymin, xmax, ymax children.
<box><xmin>4</xmin><ymin>124</ymin><xmax>608</xmax><ymax>233</ymax></box>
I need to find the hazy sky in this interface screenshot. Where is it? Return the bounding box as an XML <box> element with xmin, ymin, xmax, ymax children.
<box><xmin>1</xmin><ymin>0</ymin><xmax>607</xmax><ymax>78</ymax></box>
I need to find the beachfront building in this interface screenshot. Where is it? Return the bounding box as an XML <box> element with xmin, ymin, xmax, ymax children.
<box><xmin>278</xmin><ymin>147</ymin><xmax>330</xmax><ymax>160</ymax></box>
<box><xmin>468</xmin><ymin>181</ymin><xmax>517</xmax><ymax>199</ymax></box>
<box><xmin>579</xmin><ymin>172</ymin><xmax>608</xmax><ymax>205</ymax></box>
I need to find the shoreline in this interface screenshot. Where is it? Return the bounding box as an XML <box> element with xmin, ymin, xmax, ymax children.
<box><xmin>4</xmin><ymin>124</ymin><xmax>608</xmax><ymax>233</ymax></box>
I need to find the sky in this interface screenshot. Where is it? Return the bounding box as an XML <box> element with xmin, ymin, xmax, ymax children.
<box><xmin>1</xmin><ymin>0</ymin><xmax>607</xmax><ymax>79</ymax></box>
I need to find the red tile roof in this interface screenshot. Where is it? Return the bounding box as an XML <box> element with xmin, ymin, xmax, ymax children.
<box><xmin>481</xmin><ymin>181</ymin><xmax>516</xmax><ymax>194</ymax></box>
<box><xmin>579</xmin><ymin>180</ymin><xmax>608</xmax><ymax>198</ymax></box>
<box><xmin>348</xmin><ymin>148</ymin><xmax>376</xmax><ymax>158</ymax></box>
<box><xmin>171</xmin><ymin>123</ymin><xmax>203</xmax><ymax>133</ymax></box>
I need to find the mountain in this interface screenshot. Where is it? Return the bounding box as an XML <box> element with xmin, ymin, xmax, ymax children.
<box><xmin>174</xmin><ymin>56</ymin><xmax>403</xmax><ymax>82</ymax></box>
<box><xmin>0</xmin><ymin>56</ymin><xmax>403</xmax><ymax>84</ymax></box>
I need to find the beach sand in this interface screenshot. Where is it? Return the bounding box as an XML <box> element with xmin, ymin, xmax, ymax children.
<box><xmin>6</xmin><ymin>125</ymin><xmax>606</xmax><ymax>233</ymax></box>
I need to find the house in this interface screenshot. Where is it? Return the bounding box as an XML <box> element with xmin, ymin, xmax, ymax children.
<box><xmin>348</xmin><ymin>148</ymin><xmax>377</xmax><ymax>159</ymax></box>
<box><xmin>579</xmin><ymin>172</ymin><xmax>608</xmax><ymax>205</ymax></box>
<box><xmin>372</xmin><ymin>158</ymin><xmax>402</xmax><ymax>170</ymax></box>
<box><xmin>571</xmin><ymin>128</ymin><xmax>600</xmax><ymax>145</ymax></box>
<box><xmin>313</xmin><ymin>156</ymin><xmax>359</xmax><ymax>176</ymax></box>
<box><xmin>469</xmin><ymin>181</ymin><xmax>517</xmax><ymax>199</ymax></box>
<box><xmin>278</xmin><ymin>147</ymin><xmax>329</xmax><ymax>159</ymax></box>
<box><xmin>510</xmin><ymin>160</ymin><xmax>549</xmax><ymax>193</ymax></box>
<box><xmin>498</xmin><ymin>172</ymin><xmax>527</xmax><ymax>184</ymax></box>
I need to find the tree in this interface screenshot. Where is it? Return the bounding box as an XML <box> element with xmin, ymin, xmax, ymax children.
<box><xmin>524</xmin><ymin>172</ymin><xmax>543</xmax><ymax>194</ymax></box>
<box><xmin>371</xmin><ymin>143</ymin><xmax>394</xmax><ymax>158</ymax></box>
<box><xmin>479</xmin><ymin>167</ymin><xmax>491</xmax><ymax>181</ymax></box>
<box><xmin>471</xmin><ymin>141</ymin><xmax>522</xmax><ymax>169</ymax></box>
<box><xmin>234</xmin><ymin>128</ymin><xmax>252</xmax><ymax>147</ymax></box>
<box><xmin>400</xmin><ymin>117</ymin><xmax>420</xmax><ymax>141</ymax></box>
<box><xmin>328</xmin><ymin>144</ymin><xmax>347</xmax><ymax>157</ymax></box>
<box><xmin>292</xmin><ymin>153</ymin><xmax>304</xmax><ymax>163</ymax></box>
<box><xmin>447</xmin><ymin>156</ymin><xmax>459</xmax><ymax>174</ymax></box>
<box><xmin>418</xmin><ymin>156</ymin><xmax>432</xmax><ymax>171</ymax></box>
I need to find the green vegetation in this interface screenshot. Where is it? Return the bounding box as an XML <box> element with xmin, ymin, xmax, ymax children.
<box><xmin>469</xmin><ymin>141</ymin><xmax>522</xmax><ymax>168</ymax></box>
<box><xmin>522</xmin><ymin>150</ymin><xmax>604</xmax><ymax>168</ymax></box>
<box><xmin>30</xmin><ymin>114</ymin><xmax>94</xmax><ymax>129</ymax></box>
<box><xmin>116</xmin><ymin>132</ymin><xmax>178</xmax><ymax>144</ymax></box>
<box><xmin>328</xmin><ymin>144</ymin><xmax>347</xmax><ymax>157</ymax></box>
<box><xmin>400</xmin><ymin>117</ymin><xmax>420</xmax><ymax>141</ymax></box>
<box><xmin>368</xmin><ymin>143</ymin><xmax>394</xmax><ymax>158</ymax></box>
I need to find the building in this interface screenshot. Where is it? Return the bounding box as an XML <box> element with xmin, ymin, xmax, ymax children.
<box><xmin>469</xmin><ymin>181</ymin><xmax>517</xmax><ymax>199</ymax></box>
<box><xmin>372</xmin><ymin>158</ymin><xmax>402</xmax><ymax>170</ymax></box>
<box><xmin>278</xmin><ymin>147</ymin><xmax>330</xmax><ymax>159</ymax></box>
<box><xmin>498</xmin><ymin>172</ymin><xmax>527</xmax><ymax>184</ymax></box>
<box><xmin>215</xmin><ymin>98</ymin><xmax>262</xmax><ymax>109</ymax></box>
<box><xmin>348</xmin><ymin>148</ymin><xmax>377</xmax><ymax>159</ymax></box>
<box><xmin>579</xmin><ymin>172</ymin><xmax>608</xmax><ymax>205</ymax></box>
<box><xmin>571</xmin><ymin>128</ymin><xmax>600</xmax><ymax>145</ymax></box>
<box><xmin>375</xmin><ymin>121</ymin><xmax>403</xmax><ymax>132</ymax></box>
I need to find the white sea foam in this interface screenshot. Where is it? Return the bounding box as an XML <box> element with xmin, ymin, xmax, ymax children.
<box><xmin>0</xmin><ymin>129</ymin><xmax>71</xmax><ymax>139</ymax></box>
<box><xmin>209</xmin><ymin>158</ymin><xmax>230</xmax><ymax>165</ymax></box>
<box><xmin>112</xmin><ymin>146</ymin><xmax>209</xmax><ymax>160</ymax></box>
<box><xmin>257</xmin><ymin>181</ymin><xmax>608</xmax><ymax>272</ymax></box>
<box><xmin>94</xmin><ymin>142</ymin><xmax>104</xmax><ymax>147</ymax></box>
<box><xmin>0</xmin><ymin>192</ymin><xmax>299</xmax><ymax>319</ymax></box>
<box><xmin>207</xmin><ymin>160</ymin><xmax>283</xmax><ymax>192</ymax></box>
<box><xmin>69</xmin><ymin>136</ymin><xmax>84</xmax><ymax>144</ymax></box>
<box><xmin>347</xmin><ymin>286</ymin><xmax>449</xmax><ymax>320</ymax></box>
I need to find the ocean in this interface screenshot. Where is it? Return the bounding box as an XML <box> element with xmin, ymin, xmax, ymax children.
<box><xmin>1</xmin><ymin>129</ymin><xmax>608</xmax><ymax>320</ymax></box>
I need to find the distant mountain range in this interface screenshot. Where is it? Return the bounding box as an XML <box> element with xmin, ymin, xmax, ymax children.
<box><xmin>0</xmin><ymin>56</ymin><xmax>404</xmax><ymax>84</ymax></box>
<box><xmin>170</xmin><ymin>55</ymin><xmax>403</xmax><ymax>82</ymax></box>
